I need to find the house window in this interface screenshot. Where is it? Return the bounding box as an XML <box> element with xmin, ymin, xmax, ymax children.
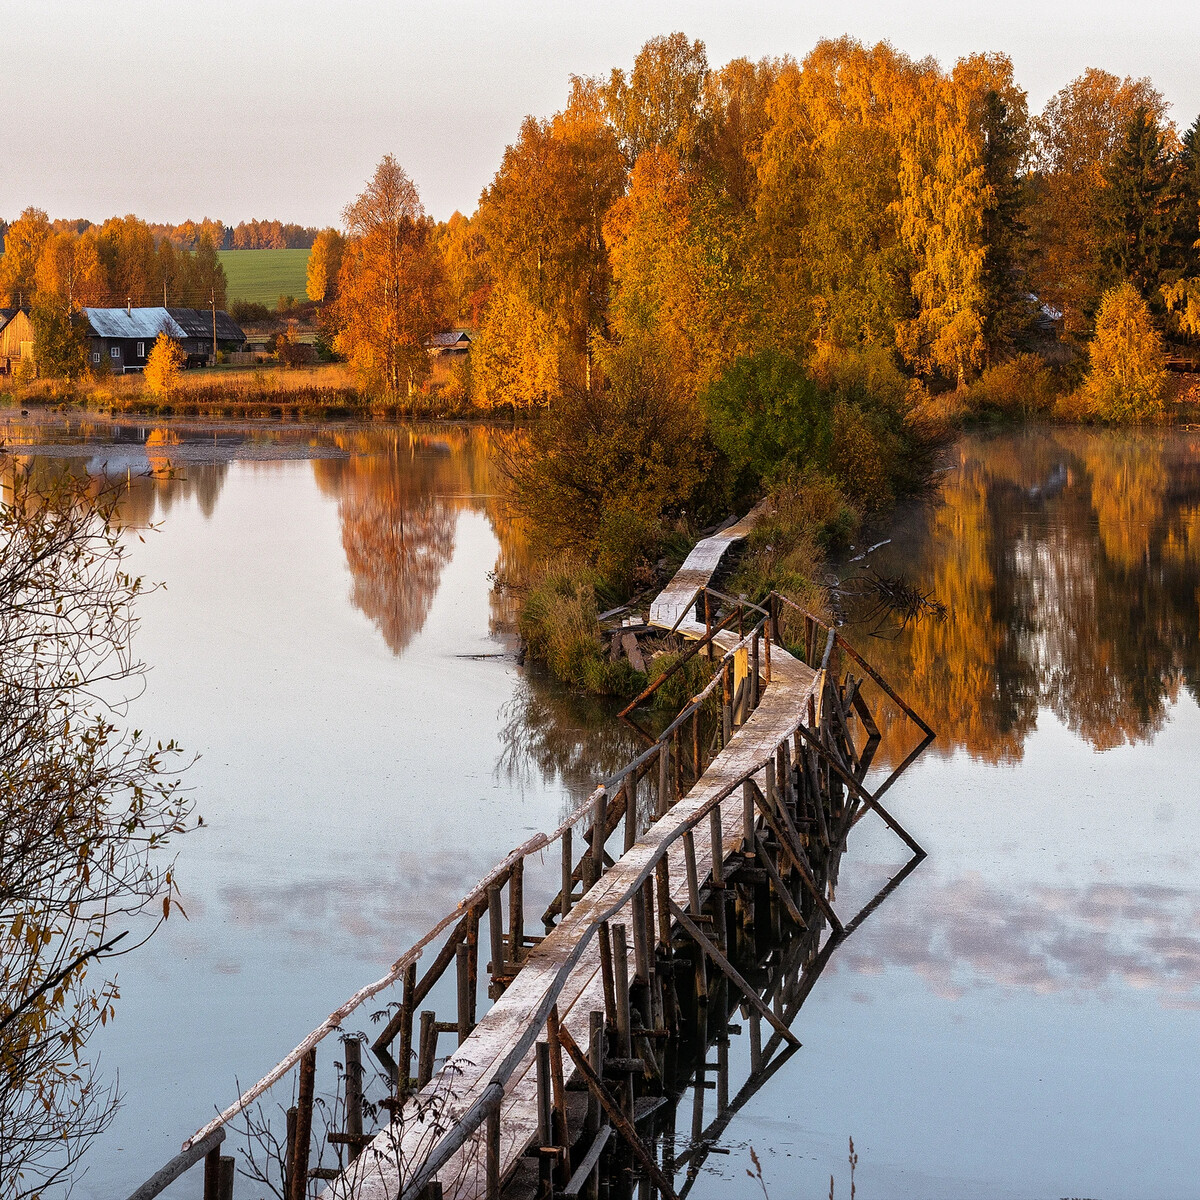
<box><xmin>137</xmin><ymin>341</ymin><xmax>144</xmax><ymax>357</ymax></box>
<box><xmin>110</xmin><ymin>346</ymin><xmax>120</xmax><ymax>359</ymax></box>
<box><xmin>92</xmin><ymin>352</ymin><xmax>100</xmax><ymax>364</ymax></box>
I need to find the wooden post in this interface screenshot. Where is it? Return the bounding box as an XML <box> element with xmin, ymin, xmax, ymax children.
<box><xmin>749</xmin><ymin>1012</ymin><xmax>762</xmax><ymax>1073</ymax></box>
<box><xmin>751</xmin><ymin>630</ymin><xmax>760</xmax><ymax>710</ymax></box>
<box><xmin>486</xmin><ymin>1104</ymin><xmax>501</xmax><ymax>1200</ymax></box>
<box><xmin>591</xmin><ymin>791</ymin><xmax>608</xmax><ymax>887</ymax></box>
<box><xmin>704</xmin><ymin>590</ymin><xmax>713</xmax><ymax>661</ymax></box>
<box><xmin>561</xmin><ymin>827</ymin><xmax>573</xmax><ymax>920</ymax></box>
<box><xmin>612</xmin><ymin>925</ymin><xmax>632</xmax><ymax>1056</ymax></box>
<box><xmin>204</xmin><ymin>1146</ymin><xmax>221</xmax><ymax>1200</ymax></box>
<box><xmin>764</xmin><ymin>623</ymin><xmax>772</xmax><ymax>684</ymax></box>
<box><xmin>722</xmin><ymin>661</ymin><xmax>732</xmax><ymax>746</ymax></box>
<box><xmin>547</xmin><ymin>1006</ymin><xmax>572</xmax><ymax>1184</ymax></box>
<box><xmin>657</xmin><ymin>741</ymin><xmax>670</xmax><ymax>818</ymax></box>
<box><xmin>488</xmin><ymin>885</ymin><xmax>506</xmax><ymax>985</ymax></box>
<box><xmin>456</xmin><ymin>942</ymin><xmax>471</xmax><ymax>1045</ymax></box>
<box><xmin>344</xmin><ymin>1036</ymin><xmax>364</xmax><ymax>1160</ymax></box>
<box><xmin>710</xmin><ymin>807</ymin><xmax>724</xmax><ymax>886</ymax></box>
<box><xmin>587</xmin><ymin>1010</ymin><xmax>604</xmax><ymax>1135</ymax></box>
<box><xmin>467</xmin><ymin>909</ymin><xmax>479</xmax><ymax>1026</ymax></box>
<box><xmin>673</xmin><ymin>727</ymin><xmax>682</xmax><ymax>798</ymax></box>
<box><xmin>284</xmin><ymin>1107</ymin><xmax>296</xmax><ymax>1196</ymax></box>
<box><xmin>287</xmin><ymin>1048</ymin><xmax>315</xmax><ymax>1200</ymax></box>
<box><xmin>655</xmin><ymin>857</ymin><xmax>671</xmax><ymax>954</ymax></box>
<box><xmin>398</xmin><ymin>961</ymin><xmax>416</xmax><ymax>1092</ymax></box>
<box><xmin>632</xmin><ymin>887</ymin><xmax>649</xmax><ymax>983</ymax></box>
<box><xmin>418</xmin><ymin>1010</ymin><xmax>437</xmax><ymax>1087</ymax></box>
<box><xmin>612</xmin><ymin>924</ymin><xmax>635</xmax><ymax>1117</ymax></box>
<box><xmin>217</xmin><ymin>1157</ymin><xmax>235</xmax><ymax>1200</ymax></box>
<box><xmin>599</xmin><ymin>921</ymin><xmax>617</xmax><ymax>1030</ymax></box>
<box><xmin>510</xmin><ymin>857</ymin><xmax>525</xmax><ymax>967</ymax></box>
<box><xmin>742</xmin><ymin>780</ymin><xmax>754</xmax><ymax>853</ymax></box>
<box><xmin>683</xmin><ymin>830</ymin><xmax>701</xmax><ymax>916</ymax></box>
<box><xmin>536</xmin><ymin>1041</ymin><xmax>553</xmax><ymax>1196</ymax></box>
<box><xmin>692</xmin><ymin>707</ymin><xmax>701</xmax><ymax>781</ymax></box>
<box><xmin>624</xmin><ymin>774</ymin><xmax>637</xmax><ymax>852</ymax></box>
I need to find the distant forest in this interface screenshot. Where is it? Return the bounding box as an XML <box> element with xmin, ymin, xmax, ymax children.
<box><xmin>0</xmin><ymin>216</ymin><xmax>318</xmax><ymax>253</ymax></box>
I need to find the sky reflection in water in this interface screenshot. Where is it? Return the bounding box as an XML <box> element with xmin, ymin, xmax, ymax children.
<box><xmin>4</xmin><ymin>418</ymin><xmax>1198</xmax><ymax>1199</ymax></box>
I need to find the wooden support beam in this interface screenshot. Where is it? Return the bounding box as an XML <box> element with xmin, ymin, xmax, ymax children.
<box><xmin>563</xmin><ymin>1125</ymin><xmax>612</xmax><ymax>1197</ymax></box>
<box><xmin>657</xmin><ymin>742</ymin><xmax>670</xmax><ymax>818</ymax></box>
<box><xmin>591</xmin><ymin>791</ymin><xmax>608</xmax><ymax>889</ymax></box>
<box><xmin>755</xmin><ymin>833</ymin><xmax>805</xmax><ymax>927</ymax></box>
<box><xmin>556</xmin><ymin>1024</ymin><xmax>681</xmax><ymax>1200</ymax></box>
<box><xmin>669</xmin><ymin>901</ymin><xmax>800</xmax><ymax>1049</ymax></box>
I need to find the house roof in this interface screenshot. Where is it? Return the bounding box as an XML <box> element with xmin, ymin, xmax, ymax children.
<box><xmin>0</xmin><ymin>308</ymin><xmax>26</xmax><ymax>331</ymax></box>
<box><xmin>166</xmin><ymin>308</ymin><xmax>246</xmax><ymax>341</ymax></box>
<box><xmin>82</xmin><ymin>307</ymin><xmax>246</xmax><ymax>342</ymax></box>
<box><xmin>84</xmin><ymin>307</ymin><xmax>187</xmax><ymax>340</ymax></box>
<box><xmin>427</xmin><ymin>329</ymin><xmax>472</xmax><ymax>348</ymax></box>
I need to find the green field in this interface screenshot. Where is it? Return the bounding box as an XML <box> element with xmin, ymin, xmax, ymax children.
<box><xmin>217</xmin><ymin>248</ymin><xmax>311</xmax><ymax>307</ymax></box>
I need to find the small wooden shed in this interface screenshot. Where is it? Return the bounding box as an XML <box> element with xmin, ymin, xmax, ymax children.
<box><xmin>0</xmin><ymin>308</ymin><xmax>34</xmax><ymax>374</ymax></box>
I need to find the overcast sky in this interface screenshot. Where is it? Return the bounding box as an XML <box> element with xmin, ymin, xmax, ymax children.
<box><xmin>4</xmin><ymin>0</ymin><xmax>1200</xmax><ymax>228</ymax></box>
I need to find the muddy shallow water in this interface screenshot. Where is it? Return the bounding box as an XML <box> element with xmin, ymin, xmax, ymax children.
<box><xmin>5</xmin><ymin>415</ymin><xmax>1198</xmax><ymax>1199</ymax></box>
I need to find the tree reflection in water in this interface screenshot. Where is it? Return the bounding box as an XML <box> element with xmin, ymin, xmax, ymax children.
<box><xmin>849</xmin><ymin>429</ymin><xmax>1200</xmax><ymax>763</ymax></box>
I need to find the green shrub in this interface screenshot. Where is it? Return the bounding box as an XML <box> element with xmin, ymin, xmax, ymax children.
<box><xmin>703</xmin><ymin>348</ymin><xmax>833</xmax><ymax>498</ymax></box>
<box><xmin>645</xmin><ymin>648</ymin><xmax>716</xmax><ymax>711</ymax></box>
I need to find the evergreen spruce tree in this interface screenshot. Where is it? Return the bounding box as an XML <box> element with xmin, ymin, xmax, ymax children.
<box><xmin>1099</xmin><ymin>106</ymin><xmax>1173</xmax><ymax>296</ymax></box>
<box><xmin>980</xmin><ymin>88</ymin><xmax>1032</xmax><ymax>359</ymax></box>
<box><xmin>1169</xmin><ymin>114</ymin><xmax>1200</xmax><ymax>277</ymax></box>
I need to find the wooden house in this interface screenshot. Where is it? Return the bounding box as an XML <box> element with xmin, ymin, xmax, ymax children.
<box><xmin>425</xmin><ymin>329</ymin><xmax>472</xmax><ymax>357</ymax></box>
<box><xmin>83</xmin><ymin>307</ymin><xmax>246</xmax><ymax>371</ymax></box>
<box><xmin>0</xmin><ymin>308</ymin><xmax>34</xmax><ymax>374</ymax></box>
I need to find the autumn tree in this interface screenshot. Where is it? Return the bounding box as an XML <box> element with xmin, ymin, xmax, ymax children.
<box><xmin>473</xmin><ymin>79</ymin><xmax>624</xmax><ymax>405</ymax></box>
<box><xmin>28</xmin><ymin>302</ymin><xmax>89</xmax><ymax>379</ymax></box>
<box><xmin>334</xmin><ymin>155</ymin><xmax>446</xmax><ymax>397</ymax></box>
<box><xmin>1081</xmin><ymin>281</ymin><xmax>1168</xmax><ymax>419</ymax></box>
<box><xmin>144</xmin><ymin>331</ymin><xmax>185</xmax><ymax>394</ymax></box>
<box><xmin>0</xmin><ymin>468</ymin><xmax>187</xmax><ymax>1197</ymax></box>
<box><xmin>34</xmin><ymin>229</ymin><xmax>106</xmax><ymax>310</ymax></box>
<box><xmin>306</xmin><ymin>228</ymin><xmax>345</xmax><ymax>303</ymax></box>
<box><xmin>96</xmin><ymin>214</ymin><xmax>162</xmax><ymax>306</ymax></box>
<box><xmin>602</xmin><ymin>32</ymin><xmax>709</xmax><ymax>164</ymax></box>
<box><xmin>435</xmin><ymin>212</ymin><xmax>490</xmax><ymax>325</ymax></box>
<box><xmin>0</xmin><ymin>208</ymin><xmax>51</xmax><ymax>306</ymax></box>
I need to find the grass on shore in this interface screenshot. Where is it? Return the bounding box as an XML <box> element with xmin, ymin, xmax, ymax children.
<box><xmin>217</xmin><ymin>249</ymin><xmax>311</xmax><ymax>307</ymax></box>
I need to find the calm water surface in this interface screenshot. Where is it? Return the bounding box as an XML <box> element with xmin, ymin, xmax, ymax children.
<box><xmin>6</xmin><ymin>417</ymin><xmax>1198</xmax><ymax>1199</ymax></box>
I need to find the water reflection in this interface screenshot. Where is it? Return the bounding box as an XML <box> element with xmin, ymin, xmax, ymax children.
<box><xmin>848</xmin><ymin>429</ymin><xmax>1200</xmax><ymax>762</ymax></box>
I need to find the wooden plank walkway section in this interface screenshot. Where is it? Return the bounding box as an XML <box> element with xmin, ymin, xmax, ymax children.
<box><xmin>130</xmin><ymin>508</ymin><xmax>933</xmax><ymax>1200</ymax></box>
<box><xmin>319</xmin><ymin>520</ymin><xmax>823</xmax><ymax>1200</ymax></box>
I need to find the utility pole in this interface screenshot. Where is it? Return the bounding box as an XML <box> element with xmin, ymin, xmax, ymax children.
<box><xmin>211</xmin><ymin>286</ymin><xmax>217</xmax><ymax>367</ymax></box>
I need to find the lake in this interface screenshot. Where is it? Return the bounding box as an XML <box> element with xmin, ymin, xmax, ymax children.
<box><xmin>4</xmin><ymin>415</ymin><xmax>1198</xmax><ymax>1199</ymax></box>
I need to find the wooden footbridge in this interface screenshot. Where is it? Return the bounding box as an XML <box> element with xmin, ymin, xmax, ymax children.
<box><xmin>129</xmin><ymin>514</ymin><xmax>933</xmax><ymax>1200</ymax></box>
